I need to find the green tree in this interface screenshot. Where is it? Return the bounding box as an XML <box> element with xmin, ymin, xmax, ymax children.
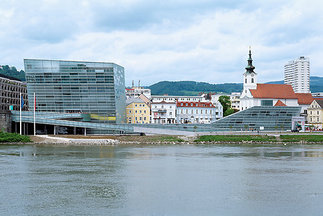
<box><xmin>224</xmin><ymin>108</ymin><xmax>235</xmax><ymax>116</ymax></box>
<box><xmin>219</xmin><ymin>95</ymin><xmax>236</xmax><ymax>117</ymax></box>
<box><xmin>219</xmin><ymin>95</ymin><xmax>231</xmax><ymax>111</ymax></box>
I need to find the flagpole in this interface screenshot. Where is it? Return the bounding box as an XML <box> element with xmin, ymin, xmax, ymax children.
<box><xmin>34</xmin><ymin>92</ymin><xmax>36</xmax><ymax>136</ymax></box>
<box><xmin>20</xmin><ymin>92</ymin><xmax>22</xmax><ymax>135</ymax></box>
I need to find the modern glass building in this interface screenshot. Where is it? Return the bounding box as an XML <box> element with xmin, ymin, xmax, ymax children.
<box><xmin>24</xmin><ymin>59</ymin><xmax>126</xmax><ymax>124</ymax></box>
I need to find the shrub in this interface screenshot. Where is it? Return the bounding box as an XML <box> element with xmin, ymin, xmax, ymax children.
<box><xmin>0</xmin><ymin>131</ymin><xmax>31</xmax><ymax>143</ymax></box>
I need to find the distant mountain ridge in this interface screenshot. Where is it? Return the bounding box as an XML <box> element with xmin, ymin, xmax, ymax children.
<box><xmin>1</xmin><ymin>66</ymin><xmax>322</xmax><ymax>95</ymax></box>
<box><xmin>149</xmin><ymin>76</ymin><xmax>323</xmax><ymax>96</ymax></box>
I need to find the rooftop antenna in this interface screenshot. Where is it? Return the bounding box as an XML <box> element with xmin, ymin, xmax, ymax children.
<box><xmin>132</xmin><ymin>80</ymin><xmax>134</xmax><ymax>88</ymax></box>
<box><xmin>138</xmin><ymin>80</ymin><xmax>141</xmax><ymax>88</ymax></box>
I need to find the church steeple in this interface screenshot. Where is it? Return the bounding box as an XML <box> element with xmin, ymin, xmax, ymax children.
<box><xmin>245</xmin><ymin>46</ymin><xmax>255</xmax><ymax>74</ymax></box>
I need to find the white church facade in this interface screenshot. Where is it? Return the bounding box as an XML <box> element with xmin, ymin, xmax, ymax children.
<box><xmin>240</xmin><ymin>48</ymin><xmax>313</xmax><ymax>111</ymax></box>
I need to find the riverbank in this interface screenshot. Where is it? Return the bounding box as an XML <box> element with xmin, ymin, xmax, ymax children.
<box><xmin>24</xmin><ymin>134</ymin><xmax>323</xmax><ymax>146</ymax></box>
<box><xmin>29</xmin><ymin>134</ymin><xmax>187</xmax><ymax>145</ymax></box>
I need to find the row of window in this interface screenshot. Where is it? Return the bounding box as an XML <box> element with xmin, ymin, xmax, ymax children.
<box><xmin>177</xmin><ymin>109</ymin><xmax>215</xmax><ymax>114</ymax></box>
<box><xmin>128</xmin><ymin>110</ymin><xmax>148</xmax><ymax>114</ymax></box>
<box><xmin>309</xmin><ymin>117</ymin><xmax>321</xmax><ymax>123</ymax></box>
<box><xmin>127</xmin><ymin>116</ymin><xmax>148</xmax><ymax>122</ymax></box>
<box><xmin>134</xmin><ymin>104</ymin><xmax>146</xmax><ymax>107</ymax></box>
<box><xmin>245</xmin><ymin>78</ymin><xmax>255</xmax><ymax>83</ymax></box>
<box><xmin>309</xmin><ymin>110</ymin><xmax>321</xmax><ymax>115</ymax></box>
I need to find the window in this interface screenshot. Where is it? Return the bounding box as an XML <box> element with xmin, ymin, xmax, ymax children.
<box><xmin>245</xmin><ymin>79</ymin><xmax>247</xmax><ymax>83</ymax></box>
<box><xmin>144</xmin><ymin>117</ymin><xmax>146</xmax><ymax>120</ymax></box>
<box><xmin>251</xmin><ymin>78</ymin><xmax>254</xmax><ymax>83</ymax></box>
<box><xmin>170</xmin><ymin>112</ymin><xmax>172</xmax><ymax>115</ymax></box>
<box><xmin>261</xmin><ymin>100</ymin><xmax>273</xmax><ymax>106</ymax></box>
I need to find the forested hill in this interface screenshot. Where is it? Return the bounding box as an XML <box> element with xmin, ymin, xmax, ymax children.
<box><xmin>149</xmin><ymin>77</ymin><xmax>323</xmax><ymax>96</ymax></box>
<box><xmin>148</xmin><ymin>81</ymin><xmax>243</xmax><ymax>95</ymax></box>
<box><xmin>0</xmin><ymin>65</ymin><xmax>26</xmax><ymax>81</ymax></box>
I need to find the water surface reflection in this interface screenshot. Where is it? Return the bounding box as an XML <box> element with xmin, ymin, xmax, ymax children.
<box><xmin>1</xmin><ymin>144</ymin><xmax>323</xmax><ymax>215</ymax></box>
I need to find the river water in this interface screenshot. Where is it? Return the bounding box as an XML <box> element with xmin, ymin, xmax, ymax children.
<box><xmin>1</xmin><ymin>144</ymin><xmax>323</xmax><ymax>216</ymax></box>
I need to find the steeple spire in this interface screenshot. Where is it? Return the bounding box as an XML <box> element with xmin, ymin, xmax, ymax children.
<box><xmin>245</xmin><ymin>46</ymin><xmax>255</xmax><ymax>74</ymax></box>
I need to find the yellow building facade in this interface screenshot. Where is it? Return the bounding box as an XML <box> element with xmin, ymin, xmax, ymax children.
<box><xmin>126</xmin><ymin>98</ymin><xmax>150</xmax><ymax>124</ymax></box>
<box><xmin>307</xmin><ymin>100</ymin><xmax>323</xmax><ymax>129</ymax></box>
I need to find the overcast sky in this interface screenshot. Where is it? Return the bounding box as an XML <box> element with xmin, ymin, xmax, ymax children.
<box><xmin>1</xmin><ymin>0</ymin><xmax>323</xmax><ymax>86</ymax></box>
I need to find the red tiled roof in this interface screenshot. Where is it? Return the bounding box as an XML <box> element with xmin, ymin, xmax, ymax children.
<box><xmin>295</xmin><ymin>93</ymin><xmax>314</xmax><ymax>105</ymax></box>
<box><xmin>250</xmin><ymin>84</ymin><xmax>297</xmax><ymax>99</ymax></box>
<box><xmin>176</xmin><ymin>101</ymin><xmax>215</xmax><ymax>108</ymax></box>
<box><xmin>274</xmin><ymin>100</ymin><xmax>287</xmax><ymax>106</ymax></box>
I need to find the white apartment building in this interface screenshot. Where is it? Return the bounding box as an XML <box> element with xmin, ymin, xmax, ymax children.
<box><xmin>152</xmin><ymin>95</ymin><xmax>223</xmax><ymax>120</ymax></box>
<box><xmin>312</xmin><ymin>92</ymin><xmax>323</xmax><ymax>97</ymax></box>
<box><xmin>151</xmin><ymin>101</ymin><xmax>176</xmax><ymax>124</ymax></box>
<box><xmin>284</xmin><ymin>56</ymin><xmax>310</xmax><ymax>93</ymax></box>
<box><xmin>176</xmin><ymin>101</ymin><xmax>217</xmax><ymax>124</ymax></box>
<box><xmin>126</xmin><ymin>86</ymin><xmax>151</xmax><ymax>99</ymax></box>
<box><xmin>230</xmin><ymin>92</ymin><xmax>241</xmax><ymax>110</ymax></box>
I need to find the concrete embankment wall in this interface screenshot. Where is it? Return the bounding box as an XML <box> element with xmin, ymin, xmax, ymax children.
<box><xmin>0</xmin><ymin>112</ymin><xmax>11</xmax><ymax>132</ymax></box>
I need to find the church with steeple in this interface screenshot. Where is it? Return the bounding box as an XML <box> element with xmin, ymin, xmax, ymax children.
<box><xmin>240</xmin><ymin>47</ymin><xmax>258</xmax><ymax>109</ymax></box>
<box><xmin>239</xmin><ymin>47</ymin><xmax>312</xmax><ymax>111</ymax></box>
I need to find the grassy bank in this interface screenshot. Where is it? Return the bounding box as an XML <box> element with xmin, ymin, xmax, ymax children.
<box><xmin>194</xmin><ymin>135</ymin><xmax>277</xmax><ymax>143</ymax></box>
<box><xmin>0</xmin><ymin>131</ymin><xmax>31</xmax><ymax>143</ymax></box>
<box><xmin>194</xmin><ymin>134</ymin><xmax>323</xmax><ymax>144</ymax></box>
<box><xmin>280</xmin><ymin>135</ymin><xmax>323</xmax><ymax>143</ymax></box>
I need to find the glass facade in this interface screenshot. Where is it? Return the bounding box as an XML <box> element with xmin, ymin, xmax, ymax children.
<box><xmin>24</xmin><ymin>59</ymin><xmax>126</xmax><ymax>124</ymax></box>
<box><xmin>211</xmin><ymin>106</ymin><xmax>301</xmax><ymax>131</ymax></box>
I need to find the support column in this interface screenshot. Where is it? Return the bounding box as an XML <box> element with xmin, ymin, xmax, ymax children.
<box><xmin>74</xmin><ymin>127</ymin><xmax>76</xmax><ymax>135</ymax></box>
<box><xmin>54</xmin><ymin>126</ymin><xmax>56</xmax><ymax>135</ymax></box>
<box><xmin>84</xmin><ymin>128</ymin><xmax>87</xmax><ymax>136</ymax></box>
